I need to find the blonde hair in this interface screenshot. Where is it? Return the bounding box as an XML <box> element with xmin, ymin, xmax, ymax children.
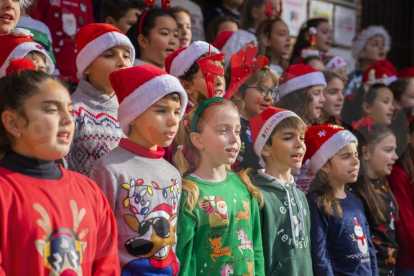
<box><xmin>173</xmin><ymin>98</ymin><xmax>264</xmax><ymax>211</ymax></box>
<box><xmin>236</xmin><ymin>66</ymin><xmax>278</xmax><ymax>99</ymax></box>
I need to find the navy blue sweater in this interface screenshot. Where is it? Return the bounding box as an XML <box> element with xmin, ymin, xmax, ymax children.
<box><xmin>308</xmin><ymin>191</ymin><xmax>377</xmax><ymax>275</ymax></box>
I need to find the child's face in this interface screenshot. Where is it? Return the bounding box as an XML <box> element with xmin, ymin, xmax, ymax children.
<box><xmin>217</xmin><ymin>21</ymin><xmax>238</xmax><ymax>37</ymax></box>
<box><xmin>175</xmin><ymin>11</ymin><xmax>192</xmax><ymax>48</ymax></box>
<box><xmin>396</xmin><ymin>82</ymin><xmax>414</xmax><ymax>110</ymax></box>
<box><xmin>335</xmin><ymin>66</ymin><xmax>348</xmax><ymax>83</ymax></box>
<box><xmin>263</xmin><ymin>127</ymin><xmax>305</xmax><ymax>170</ymax></box>
<box><xmin>315</xmin><ymin>22</ymin><xmax>332</xmax><ymax>53</ymax></box>
<box><xmin>139</xmin><ymin>16</ymin><xmax>179</xmax><ymax>68</ymax></box>
<box><xmin>114</xmin><ymin>8</ymin><xmax>141</xmax><ymax>34</ymax></box>
<box><xmin>324</xmin><ymin>142</ymin><xmax>359</xmax><ymax>185</ymax></box>
<box><xmin>187</xmin><ymin>68</ymin><xmax>225</xmax><ymax>102</ymax></box>
<box><xmin>129</xmin><ymin>96</ymin><xmax>181</xmax><ymax>150</ymax></box>
<box><xmin>0</xmin><ymin>0</ymin><xmax>20</xmax><ymax>34</ymax></box>
<box><xmin>235</xmin><ymin>78</ymin><xmax>275</xmax><ymax>120</ymax></box>
<box><xmin>24</xmin><ymin>51</ymin><xmax>47</xmax><ymax>73</ymax></box>
<box><xmin>322</xmin><ymin>78</ymin><xmax>344</xmax><ymax>117</ymax></box>
<box><xmin>11</xmin><ymin>79</ymin><xmax>74</xmax><ymax>161</ymax></box>
<box><xmin>365</xmin><ymin>87</ymin><xmax>394</xmax><ymax>125</ymax></box>
<box><xmin>191</xmin><ymin>106</ymin><xmax>241</xmax><ymax>167</ymax></box>
<box><xmin>360</xmin><ymin>36</ymin><xmax>384</xmax><ymax>61</ymax></box>
<box><xmin>267</xmin><ymin>21</ymin><xmax>290</xmax><ymax>57</ymax></box>
<box><xmin>308</xmin><ymin>85</ymin><xmax>325</xmax><ymax>120</ymax></box>
<box><xmin>84</xmin><ymin>45</ymin><xmax>132</xmax><ymax>95</ymax></box>
<box><xmin>364</xmin><ymin>134</ymin><xmax>397</xmax><ymax>177</ymax></box>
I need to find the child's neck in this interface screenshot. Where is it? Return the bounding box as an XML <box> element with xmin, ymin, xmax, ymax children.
<box><xmin>269</xmin><ymin>52</ymin><xmax>282</xmax><ymax>66</ymax></box>
<box><xmin>264</xmin><ymin>164</ymin><xmax>291</xmax><ymax>183</ymax></box>
<box><xmin>359</xmin><ymin>58</ymin><xmax>376</xmax><ymax>72</ymax></box>
<box><xmin>193</xmin><ymin>160</ymin><xmax>227</xmax><ymax>182</ymax></box>
<box><xmin>140</xmin><ymin>54</ymin><xmax>163</xmax><ymax>69</ymax></box>
<box><xmin>221</xmin><ymin>2</ymin><xmax>239</xmax><ymax>13</ymax></box>
<box><xmin>328</xmin><ymin>178</ymin><xmax>347</xmax><ymax>199</ymax></box>
<box><xmin>128</xmin><ymin>132</ymin><xmax>158</xmax><ymax>151</ymax></box>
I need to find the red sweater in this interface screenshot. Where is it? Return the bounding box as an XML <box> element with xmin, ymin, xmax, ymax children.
<box><xmin>0</xmin><ymin>166</ymin><xmax>119</xmax><ymax>275</ymax></box>
<box><xmin>29</xmin><ymin>0</ymin><xmax>94</xmax><ymax>83</ymax></box>
<box><xmin>387</xmin><ymin>164</ymin><xmax>414</xmax><ymax>270</ymax></box>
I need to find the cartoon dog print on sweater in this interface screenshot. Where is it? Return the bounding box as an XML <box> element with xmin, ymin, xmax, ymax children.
<box><xmin>121</xmin><ymin>179</ymin><xmax>180</xmax><ymax>276</ymax></box>
<box><xmin>34</xmin><ymin>200</ymin><xmax>88</xmax><ymax>276</ymax></box>
<box><xmin>199</xmin><ymin>196</ymin><xmax>230</xmax><ymax>228</ymax></box>
<box><xmin>209</xmin><ymin>235</ymin><xmax>234</xmax><ymax>262</ymax></box>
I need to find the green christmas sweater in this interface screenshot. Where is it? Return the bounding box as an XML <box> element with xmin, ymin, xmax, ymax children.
<box><xmin>177</xmin><ymin>171</ymin><xmax>265</xmax><ymax>276</ymax></box>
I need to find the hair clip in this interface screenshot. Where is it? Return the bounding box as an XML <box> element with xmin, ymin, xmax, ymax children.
<box><xmin>225</xmin><ymin>45</ymin><xmax>269</xmax><ymax>100</ymax></box>
<box><xmin>352</xmin><ymin>117</ymin><xmax>374</xmax><ymax>131</ymax></box>
<box><xmin>196</xmin><ymin>46</ymin><xmax>226</xmax><ymax>98</ymax></box>
<box><xmin>139</xmin><ymin>0</ymin><xmax>171</xmax><ymax>34</ymax></box>
<box><xmin>264</xmin><ymin>2</ymin><xmax>273</xmax><ymax>19</ymax></box>
<box><xmin>161</xmin><ymin>0</ymin><xmax>171</xmax><ymax>10</ymax></box>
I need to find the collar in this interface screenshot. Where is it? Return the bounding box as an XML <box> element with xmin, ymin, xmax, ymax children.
<box><xmin>119</xmin><ymin>138</ymin><xmax>165</xmax><ymax>159</ymax></box>
<box><xmin>258</xmin><ymin>170</ymin><xmax>294</xmax><ymax>186</ymax></box>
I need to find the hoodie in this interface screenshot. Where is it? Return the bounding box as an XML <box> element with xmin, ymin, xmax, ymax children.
<box><xmin>252</xmin><ymin>171</ymin><xmax>313</xmax><ymax>276</ymax></box>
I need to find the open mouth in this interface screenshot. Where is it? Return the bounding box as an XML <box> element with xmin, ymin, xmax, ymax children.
<box><xmin>334</xmin><ymin>104</ymin><xmax>343</xmax><ymax>109</ymax></box>
<box><xmin>57</xmin><ymin>132</ymin><xmax>71</xmax><ymax>143</ymax></box>
<box><xmin>260</xmin><ymin>104</ymin><xmax>270</xmax><ymax>109</ymax></box>
<box><xmin>386</xmin><ymin>163</ymin><xmax>394</xmax><ymax>170</ymax></box>
<box><xmin>165</xmin><ymin>48</ymin><xmax>175</xmax><ymax>55</ymax></box>
<box><xmin>0</xmin><ymin>14</ymin><xmax>14</xmax><ymax>23</ymax></box>
<box><xmin>164</xmin><ymin>132</ymin><xmax>175</xmax><ymax>140</ymax></box>
<box><xmin>291</xmin><ymin>153</ymin><xmax>303</xmax><ymax>162</ymax></box>
<box><xmin>215</xmin><ymin>90</ymin><xmax>224</xmax><ymax>96</ymax></box>
<box><xmin>225</xmin><ymin>148</ymin><xmax>239</xmax><ymax>157</ymax></box>
<box><xmin>155</xmin><ymin>244</ymin><xmax>170</xmax><ymax>258</ymax></box>
<box><xmin>349</xmin><ymin>169</ymin><xmax>358</xmax><ymax>177</ymax></box>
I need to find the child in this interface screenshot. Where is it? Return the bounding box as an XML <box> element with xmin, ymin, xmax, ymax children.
<box><xmin>0</xmin><ymin>0</ymin><xmax>28</xmax><ymax>34</ymax></box>
<box><xmin>212</xmin><ymin>30</ymin><xmax>257</xmax><ymax>68</ymax></box>
<box><xmin>276</xmin><ymin>63</ymin><xmax>327</xmax><ymax>126</ymax></box>
<box><xmin>240</xmin><ymin>0</ymin><xmax>270</xmax><ymax>34</ymax></box>
<box><xmin>66</xmin><ymin>23</ymin><xmax>135</xmax><ymax>176</ymax></box>
<box><xmin>302</xmin><ymin>56</ymin><xmax>326</xmax><ymax>71</ymax></box>
<box><xmin>359</xmin><ymin>83</ymin><xmax>395</xmax><ymax>126</ymax></box>
<box><xmin>321</xmin><ymin>71</ymin><xmax>345</xmax><ymax>125</ymax></box>
<box><xmin>0</xmin><ymin>34</ymin><xmax>54</xmax><ymax>77</ymax></box>
<box><xmin>233</xmin><ymin>66</ymin><xmax>278</xmax><ymax>173</ymax></box>
<box><xmin>90</xmin><ymin>64</ymin><xmax>188</xmax><ymax>275</ymax></box>
<box><xmin>28</xmin><ymin>0</ymin><xmax>95</xmax><ymax>85</ymax></box>
<box><xmin>175</xmin><ymin>97</ymin><xmax>265</xmax><ymax>275</ymax></box>
<box><xmin>323</xmin><ymin>55</ymin><xmax>349</xmax><ymax>83</ymax></box>
<box><xmin>389</xmin><ymin>77</ymin><xmax>414</xmax><ymax>114</ymax></box>
<box><xmin>205</xmin><ymin>15</ymin><xmax>239</xmax><ymax>43</ymax></box>
<box><xmin>305</xmin><ymin>124</ymin><xmax>377</xmax><ymax>275</ymax></box>
<box><xmin>170</xmin><ymin>6</ymin><xmax>192</xmax><ymax>48</ymax></box>
<box><xmin>387</xmin><ymin>109</ymin><xmax>414</xmax><ymax>275</ymax></box>
<box><xmin>165</xmin><ymin>41</ymin><xmax>225</xmax><ymax>109</ymax></box>
<box><xmin>290</xmin><ymin>18</ymin><xmax>332</xmax><ymax>65</ymax></box>
<box><xmin>350</xmin><ymin>123</ymin><xmax>399</xmax><ymax>276</ymax></box>
<box><xmin>101</xmin><ymin>0</ymin><xmax>145</xmax><ymax>34</ymax></box>
<box><xmin>345</xmin><ymin>25</ymin><xmax>391</xmax><ymax>96</ymax></box>
<box><xmin>126</xmin><ymin>6</ymin><xmax>179</xmax><ymax>68</ymax></box>
<box><xmin>203</xmin><ymin>0</ymin><xmax>242</xmax><ymax>31</ymax></box>
<box><xmin>249</xmin><ymin>107</ymin><xmax>313</xmax><ymax>276</ymax></box>
<box><xmin>260</xmin><ymin>17</ymin><xmax>290</xmax><ymax>77</ymax></box>
<box><xmin>0</xmin><ymin>70</ymin><xmax>119</xmax><ymax>275</ymax></box>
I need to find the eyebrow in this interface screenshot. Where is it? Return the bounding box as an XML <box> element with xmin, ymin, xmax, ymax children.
<box><xmin>154</xmin><ymin>104</ymin><xmax>181</xmax><ymax>110</ymax></box>
<box><xmin>281</xmin><ymin>131</ymin><xmax>301</xmax><ymax>135</ymax></box>
<box><xmin>41</xmin><ymin>100</ymin><xmax>72</xmax><ymax>106</ymax></box>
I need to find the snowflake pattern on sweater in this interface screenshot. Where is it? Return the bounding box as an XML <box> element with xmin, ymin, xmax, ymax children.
<box><xmin>66</xmin><ymin>80</ymin><xmax>124</xmax><ymax>175</ymax></box>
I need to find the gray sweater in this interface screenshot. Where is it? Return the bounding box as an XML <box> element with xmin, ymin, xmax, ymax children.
<box><xmin>90</xmin><ymin>139</ymin><xmax>181</xmax><ymax>275</ymax></box>
<box><xmin>66</xmin><ymin>80</ymin><xmax>124</xmax><ymax>175</ymax></box>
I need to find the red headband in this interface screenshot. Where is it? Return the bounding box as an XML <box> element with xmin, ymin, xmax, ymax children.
<box><xmin>138</xmin><ymin>0</ymin><xmax>171</xmax><ymax>35</ymax></box>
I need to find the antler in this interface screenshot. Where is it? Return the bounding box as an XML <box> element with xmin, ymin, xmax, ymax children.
<box><xmin>145</xmin><ymin>0</ymin><xmax>154</xmax><ymax>8</ymax></box>
<box><xmin>70</xmin><ymin>200</ymin><xmax>86</xmax><ymax>233</ymax></box>
<box><xmin>225</xmin><ymin>46</ymin><xmax>269</xmax><ymax>99</ymax></box>
<box><xmin>197</xmin><ymin>51</ymin><xmax>226</xmax><ymax>98</ymax></box>
<box><xmin>34</xmin><ymin>203</ymin><xmax>52</xmax><ymax>239</ymax></box>
<box><xmin>162</xmin><ymin>0</ymin><xmax>171</xmax><ymax>10</ymax></box>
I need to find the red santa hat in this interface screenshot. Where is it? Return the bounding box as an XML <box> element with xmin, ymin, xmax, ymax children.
<box><xmin>212</xmin><ymin>30</ymin><xmax>257</xmax><ymax>68</ymax></box>
<box><xmin>352</xmin><ymin>25</ymin><xmax>391</xmax><ymax>59</ymax></box>
<box><xmin>397</xmin><ymin>67</ymin><xmax>414</xmax><ymax>79</ymax></box>
<box><xmin>0</xmin><ymin>34</ymin><xmax>54</xmax><ymax>77</ymax></box>
<box><xmin>304</xmin><ymin>124</ymin><xmax>358</xmax><ymax>174</ymax></box>
<box><xmin>146</xmin><ymin>203</ymin><xmax>174</xmax><ymax>220</ymax></box>
<box><xmin>165</xmin><ymin>41</ymin><xmax>220</xmax><ymax>77</ymax></box>
<box><xmin>249</xmin><ymin>107</ymin><xmax>300</xmax><ymax>160</ymax></box>
<box><xmin>76</xmin><ymin>23</ymin><xmax>135</xmax><ymax>80</ymax></box>
<box><xmin>278</xmin><ymin>64</ymin><xmax>326</xmax><ymax>99</ymax></box>
<box><xmin>109</xmin><ymin>64</ymin><xmax>188</xmax><ymax>135</ymax></box>
<box><xmin>325</xmin><ymin>56</ymin><xmax>348</xmax><ymax>71</ymax></box>
<box><xmin>361</xmin><ymin>60</ymin><xmax>397</xmax><ymax>85</ymax></box>
<box><xmin>354</xmin><ymin>217</ymin><xmax>361</xmax><ymax>227</ymax></box>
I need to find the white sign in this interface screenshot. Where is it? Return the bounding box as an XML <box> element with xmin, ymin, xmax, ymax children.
<box><xmin>309</xmin><ymin>0</ymin><xmax>334</xmax><ymax>24</ymax></box>
<box><xmin>281</xmin><ymin>0</ymin><xmax>308</xmax><ymax>37</ymax></box>
<box><xmin>334</xmin><ymin>5</ymin><xmax>356</xmax><ymax>47</ymax></box>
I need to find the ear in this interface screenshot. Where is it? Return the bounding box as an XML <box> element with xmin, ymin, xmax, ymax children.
<box><xmin>251</xmin><ymin>7</ymin><xmax>259</xmax><ymax>19</ymax></box>
<box><xmin>124</xmin><ymin>214</ymin><xmax>140</xmax><ymax>232</ymax></box>
<box><xmin>180</xmin><ymin>79</ymin><xmax>194</xmax><ymax>94</ymax></box>
<box><xmin>321</xmin><ymin>162</ymin><xmax>331</xmax><ymax>174</ymax></box>
<box><xmin>393</xmin><ymin>100</ymin><xmax>401</xmax><ymax>111</ymax></box>
<box><xmin>83</xmin><ymin>66</ymin><xmax>91</xmax><ymax>75</ymax></box>
<box><xmin>362</xmin><ymin>102</ymin><xmax>371</xmax><ymax>116</ymax></box>
<box><xmin>304</xmin><ymin>31</ymin><xmax>310</xmax><ymax>41</ymax></box>
<box><xmin>138</xmin><ymin>33</ymin><xmax>148</xmax><ymax>49</ymax></box>
<box><xmin>104</xmin><ymin>16</ymin><xmax>115</xmax><ymax>25</ymax></box>
<box><xmin>261</xmin><ymin>144</ymin><xmax>272</xmax><ymax>158</ymax></box>
<box><xmin>189</xmin><ymin>132</ymin><xmax>204</xmax><ymax>150</ymax></box>
<box><xmin>263</xmin><ymin>35</ymin><xmax>270</xmax><ymax>47</ymax></box>
<box><xmin>362</xmin><ymin>146</ymin><xmax>370</xmax><ymax>161</ymax></box>
<box><xmin>233</xmin><ymin>91</ymin><xmax>243</xmax><ymax>101</ymax></box>
<box><xmin>1</xmin><ymin>110</ymin><xmax>21</xmax><ymax>139</ymax></box>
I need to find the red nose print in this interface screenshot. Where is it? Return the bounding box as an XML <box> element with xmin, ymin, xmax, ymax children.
<box><xmin>61</xmin><ymin>270</ymin><xmax>78</xmax><ymax>276</ymax></box>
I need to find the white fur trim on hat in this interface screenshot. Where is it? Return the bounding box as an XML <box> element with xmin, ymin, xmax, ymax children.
<box><xmin>279</xmin><ymin>71</ymin><xmax>327</xmax><ymax>99</ymax></box>
<box><xmin>325</xmin><ymin>56</ymin><xmax>348</xmax><ymax>71</ymax></box>
<box><xmin>309</xmin><ymin>130</ymin><xmax>358</xmax><ymax>173</ymax></box>
<box><xmin>376</xmin><ymin>75</ymin><xmax>397</xmax><ymax>85</ymax></box>
<box><xmin>76</xmin><ymin>31</ymin><xmax>135</xmax><ymax>80</ymax></box>
<box><xmin>352</xmin><ymin>26</ymin><xmax>391</xmax><ymax>60</ymax></box>
<box><xmin>118</xmin><ymin>74</ymin><xmax>188</xmax><ymax>135</ymax></box>
<box><xmin>253</xmin><ymin>110</ymin><xmax>299</xmax><ymax>159</ymax></box>
<box><xmin>0</xmin><ymin>41</ymin><xmax>54</xmax><ymax>77</ymax></box>
<box><xmin>221</xmin><ymin>30</ymin><xmax>257</xmax><ymax>68</ymax></box>
<box><xmin>170</xmin><ymin>41</ymin><xmax>219</xmax><ymax>77</ymax></box>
